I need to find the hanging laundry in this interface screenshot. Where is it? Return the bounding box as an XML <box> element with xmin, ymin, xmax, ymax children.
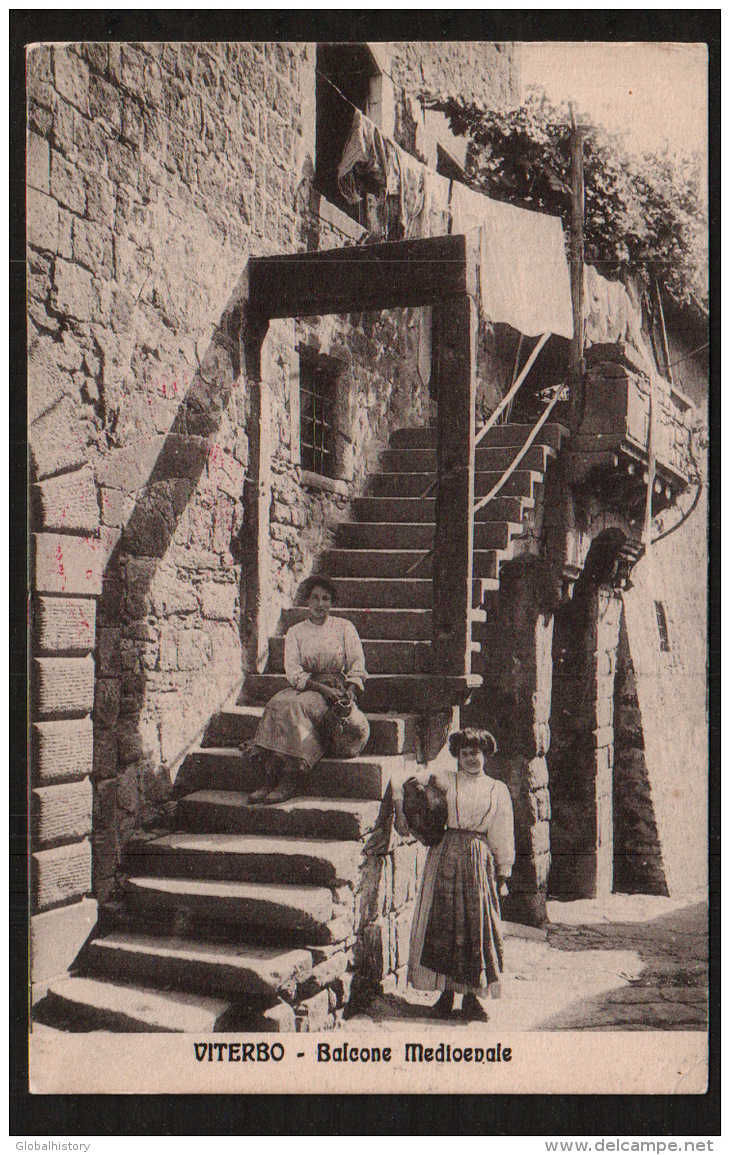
<box><xmin>337</xmin><ymin>108</ymin><xmax>390</xmax><ymax>204</ymax></box>
<box><xmin>583</xmin><ymin>265</ymin><xmax>652</xmax><ymax>366</ymax></box>
<box><xmin>451</xmin><ymin>181</ymin><xmax>574</xmax><ymax>340</ymax></box>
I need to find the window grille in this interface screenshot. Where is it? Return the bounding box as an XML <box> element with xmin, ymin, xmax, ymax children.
<box><xmin>654</xmin><ymin>600</ymin><xmax>671</xmax><ymax>653</ymax></box>
<box><xmin>300</xmin><ymin>356</ymin><xmax>335</xmax><ymax>477</ymax></box>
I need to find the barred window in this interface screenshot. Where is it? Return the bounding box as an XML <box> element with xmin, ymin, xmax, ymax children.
<box><xmin>300</xmin><ymin>355</ymin><xmax>336</xmax><ymax>477</ymax></box>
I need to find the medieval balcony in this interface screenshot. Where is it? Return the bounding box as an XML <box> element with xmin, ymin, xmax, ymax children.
<box><xmin>567</xmin><ymin>342</ymin><xmax>695</xmax><ymax>521</ymax></box>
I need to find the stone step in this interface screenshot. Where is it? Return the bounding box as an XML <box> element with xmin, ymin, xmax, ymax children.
<box><xmin>174</xmin><ymin>747</ymin><xmax>399</xmax><ymax>800</ymax></box>
<box><xmin>280</xmin><ymin>607</ymin><xmax>432</xmax><ymax>641</ymax></box>
<box><xmin>388</xmin><ymin>423</ymin><xmax>568</xmax><ymax>451</ymax></box>
<box><xmin>381</xmin><ymin>443</ymin><xmax>554</xmax><ymax>474</ymax></box>
<box><xmin>325</xmin><ymin>577</ymin><xmax>433</xmax><ymax>608</ymax></box>
<box><xmin>33</xmin><ymin>975</ymin><xmax>232</xmax><ymax>1033</ymax></box>
<box><xmin>371</xmin><ymin>469</ymin><xmax>541</xmax><ymax>499</ymax></box>
<box><xmin>86</xmin><ymin>932</ymin><xmax>314</xmax><ymax>999</ymax></box>
<box><xmin>178</xmin><ymin>790</ymin><xmax>382</xmax><ymax>842</ymax></box>
<box><xmin>242</xmin><ymin>672</ymin><xmax>487</xmax><ymax>713</ymax></box>
<box><xmin>353</xmin><ymin>495</ymin><xmax>533</xmax><ymax>523</ymax></box>
<box><xmin>267</xmin><ymin>634</ymin><xmax>432</xmax><ymax>675</ymax></box>
<box><xmin>207</xmin><ymin>703</ymin><xmax>419</xmax><ymax>755</ymax></box>
<box><xmin>334</xmin><ymin>520</ymin><xmax>521</xmax><ymax>551</ymax></box>
<box><xmin>321</xmin><ymin>548</ymin><xmax>500</xmax><ymax>580</ymax></box>
<box><xmin>124</xmin><ymin>832</ymin><xmax>363</xmax><ymax>886</ymax></box>
<box><xmin>124</xmin><ymin>876</ymin><xmax>341</xmax><ymax>939</ymax></box>
<box><xmin>314</xmin><ymin>577</ymin><xmax>498</xmax><ymax>611</ymax></box>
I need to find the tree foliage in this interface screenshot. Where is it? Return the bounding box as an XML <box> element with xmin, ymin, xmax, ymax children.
<box><xmin>435</xmin><ymin>88</ymin><xmax>708</xmax><ymax>317</ymax></box>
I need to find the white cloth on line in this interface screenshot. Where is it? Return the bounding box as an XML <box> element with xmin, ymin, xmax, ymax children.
<box><xmin>451</xmin><ymin>181</ymin><xmax>574</xmax><ymax>340</ymax></box>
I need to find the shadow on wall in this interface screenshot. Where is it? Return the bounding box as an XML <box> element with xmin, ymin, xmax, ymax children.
<box><xmin>88</xmin><ymin>268</ymin><xmax>262</xmax><ymax>903</ymax></box>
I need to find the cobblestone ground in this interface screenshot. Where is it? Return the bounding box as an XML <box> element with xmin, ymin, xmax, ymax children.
<box><xmin>346</xmin><ymin>894</ymin><xmax>708</xmax><ymax>1033</ymax></box>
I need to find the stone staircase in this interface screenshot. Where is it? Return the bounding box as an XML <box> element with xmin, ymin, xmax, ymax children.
<box><xmin>33</xmin><ymin>421</ymin><xmax>568</xmax><ymax>1033</ymax></box>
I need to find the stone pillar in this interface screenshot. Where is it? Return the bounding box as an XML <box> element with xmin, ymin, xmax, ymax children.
<box><xmin>30</xmin><ymin>467</ymin><xmax>102</xmax><ymax>1000</ymax></box>
<box><xmin>473</xmin><ymin>561</ymin><xmax>556</xmax><ymax>926</ymax></box>
<box><xmin>550</xmin><ymin>582</ymin><xmax>623</xmax><ymax>897</ymax></box>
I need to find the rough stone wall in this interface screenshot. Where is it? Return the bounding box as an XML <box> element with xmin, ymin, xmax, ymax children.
<box><xmin>621</xmin><ymin>485</ymin><xmax>708</xmax><ymax>896</ymax></box>
<box><xmin>386</xmin><ymin>42</ymin><xmax>520</xmax><ymax>111</ymax></box>
<box><xmin>356</xmin><ymin>830</ymin><xmax>426</xmax><ymax>999</ymax></box>
<box><xmin>27</xmin><ymin>41</ymin><xmax>317</xmax><ymax>912</ymax></box>
<box><xmin>613</xmin><ymin>615</ymin><xmax>669</xmax><ymax>894</ymax></box>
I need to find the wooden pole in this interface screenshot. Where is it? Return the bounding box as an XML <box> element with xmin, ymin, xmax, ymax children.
<box><xmin>569</xmin><ymin>104</ymin><xmax>585</xmax><ymax>430</ymax></box>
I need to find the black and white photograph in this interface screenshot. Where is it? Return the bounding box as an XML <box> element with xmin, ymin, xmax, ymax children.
<box><xmin>22</xmin><ymin>27</ymin><xmax>711</xmax><ymax>1100</ymax></box>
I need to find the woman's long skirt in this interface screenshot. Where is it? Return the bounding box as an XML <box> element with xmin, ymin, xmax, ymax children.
<box><xmin>253</xmin><ymin>688</ymin><xmax>328</xmax><ymax>770</ymax></box>
<box><xmin>408</xmin><ymin>830</ymin><xmax>504</xmax><ymax>996</ymax></box>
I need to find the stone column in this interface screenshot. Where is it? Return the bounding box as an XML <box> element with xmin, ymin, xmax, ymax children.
<box><xmin>475</xmin><ymin>561</ymin><xmax>556</xmax><ymax>926</ymax></box>
<box><xmin>550</xmin><ymin>582</ymin><xmax>623</xmax><ymax>897</ymax></box>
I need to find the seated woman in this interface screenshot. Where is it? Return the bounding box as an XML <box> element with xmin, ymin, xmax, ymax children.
<box><xmin>247</xmin><ymin>576</ymin><xmax>367</xmax><ymax>805</ymax></box>
<box><xmin>393</xmin><ymin>727</ymin><xmax>515</xmax><ymax>1021</ymax></box>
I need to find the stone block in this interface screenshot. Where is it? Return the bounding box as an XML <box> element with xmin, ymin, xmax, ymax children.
<box><xmin>50</xmin><ymin>150</ymin><xmax>86</xmax><ymax>214</ymax></box>
<box><xmin>53</xmin><ymin>46</ymin><xmax>89</xmax><ymax>113</ymax></box>
<box><xmin>32</xmin><ymin>839</ymin><xmax>92</xmax><ymax>911</ymax></box>
<box><xmin>84</xmin><ymin>170</ymin><xmax>115</xmax><ymax>224</ymax></box>
<box><xmin>200</xmin><ymin>582</ymin><xmax>236</xmax><ymax>621</ymax></box>
<box><xmin>177</xmin><ymin>630</ymin><xmax>211</xmax><ymax>671</ymax></box>
<box><xmin>73</xmin><ymin>217</ymin><xmax>113</xmax><ymax>276</ymax></box>
<box><xmin>97</xmin><ymin>627</ymin><xmax>121</xmax><ymax>676</ymax></box>
<box><xmin>53</xmin><ymin>256</ymin><xmax>93</xmax><ymax>321</ymax></box>
<box><xmin>34</xmin><ymin>466</ymin><xmax>99</xmax><ymax>533</ymax></box>
<box><xmin>29</xmin><ymin>396</ymin><xmax>87</xmax><ymax>481</ymax></box>
<box><xmin>392</xmin><ymin>841</ymin><xmax>418</xmax><ymax>908</ymax></box>
<box><xmin>123</xmin><ymin>558</ymin><xmax>157</xmax><ymax>619</ymax></box>
<box><xmin>27</xmin><ymin>131</ymin><xmax>50</xmax><ymax>193</ymax></box>
<box><xmin>30</xmin><ymin>897</ymin><xmax>97</xmax><ymax>985</ymax></box>
<box><xmin>528</xmin><ymin>820</ymin><xmax>550</xmax><ymax>858</ymax></box>
<box><xmin>117</xmin><ymin>767</ymin><xmax>139</xmax><ymax>812</ymax></box>
<box><xmin>99</xmin><ymin>487</ymin><xmax>123</xmax><ymax>529</ymax></box>
<box><xmin>80</xmin><ymin>42</ymin><xmax>109</xmax><ymax>75</ymax></box>
<box><xmin>89</xmin><ymin>73</ymin><xmax>122</xmax><ymax>130</ymax></box>
<box><xmin>296</xmin><ymin>988</ymin><xmax>330</xmax><ymax>1032</ymax></box>
<box><xmin>394</xmin><ymin>905</ymin><xmax>414</xmax><ymax>969</ymax></box>
<box><xmin>363</xmin><ymin>918</ymin><xmax>390</xmax><ymax>981</ymax></box>
<box><xmin>27</xmin><ymin>188</ymin><xmax>58</xmax><ymax>253</ymax></box>
<box><xmin>107</xmin><ymin>138</ymin><xmax>139</xmax><ymax>187</ymax></box>
<box><xmin>99</xmin><ymin>576</ymin><xmax>122</xmax><ymax>624</ymax></box>
<box><xmin>33</xmin><ymin>778</ymin><xmax>93</xmax><ymax>847</ymax></box>
<box><xmin>259</xmin><ymin>1001</ymin><xmax>296</xmax><ymax>1033</ymax></box>
<box><xmin>34</xmin><ymin>533</ymin><xmax>102</xmax><ymax>597</ymax></box>
<box><xmin>93</xmin><ymin>729</ymin><xmax>118</xmax><ymax>780</ymax></box>
<box><xmin>34</xmin><ymin>655</ymin><xmax>95</xmax><ymax>717</ymax></box>
<box><xmin>35</xmin><ymin>597</ymin><xmax>96</xmax><ymax>654</ymax></box>
<box><xmin>57</xmin><ymin>208</ymin><xmax>73</xmax><ymax>260</ymax></box>
<box><xmin>94</xmin><ymin>678</ymin><xmax>121</xmax><ymax>729</ymax></box>
<box><xmin>33</xmin><ymin>717</ymin><xmax>93</xmax><ymax>785</ymax></box>
<box><xmin>527</xmin><ymin>755</ymin><xmax>549</xmax><ymax>791</ymax></box>
<box><xmin>52</xmin><ymin>96</ymin><xmax>76</xmax><ymax>159</ymax></box>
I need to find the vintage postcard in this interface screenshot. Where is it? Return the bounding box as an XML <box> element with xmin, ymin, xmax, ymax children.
<box><xmin>26</xmin><ymin>34</ymin><xmax>709</xmax><ymax>1097</ymax></box>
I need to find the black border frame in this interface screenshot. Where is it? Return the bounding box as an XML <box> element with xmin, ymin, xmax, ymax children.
<box><xmin>10</xmin><ymin>8</ymin><xmax>720</xmax><ymax>1136</ymax></box>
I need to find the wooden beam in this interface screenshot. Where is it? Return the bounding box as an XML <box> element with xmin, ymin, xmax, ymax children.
<box><xmin>248</xmin><ymin>235</ymin><xmax>469</xmax><ymax>320</ymax></box>
<box><xmin>430</xmin><ymin>293</ymin><xmax>476</xmax><ymax>684</ymax></box>
<box><xmin>569</xmin><ymin>105</ymin><xmax>586</xmax><ymax>431</ymax></box>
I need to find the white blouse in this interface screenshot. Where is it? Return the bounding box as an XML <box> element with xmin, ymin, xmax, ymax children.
<box><xmin>394</xmin><ymin>766</ymin><xmax>516</xmax><ymax>878</ymax></box>
<box><xmin>284</xmin><ymin>616</ymin><xmax>367</xmax><ymax>692</ymax></box>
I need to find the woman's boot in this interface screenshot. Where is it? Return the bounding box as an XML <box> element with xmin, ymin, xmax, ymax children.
<box><xmin>461</xmin><ymin>992</ymin><xmax>489</xmax><ymax>1021</ymax></box>
<box><xmin>247</xmin><ymin>756</ymin><xmax>279</xmax><ymax>805</ymax></box>
<box><xmin>432</xmin><ymin>989</ymin><xmax>455</xmax><ymax>1019</ymax></box>
<box><xmin>265</xmin><ymin>758</ymin><xmax>307</xmax><ymax>804</ymax></box>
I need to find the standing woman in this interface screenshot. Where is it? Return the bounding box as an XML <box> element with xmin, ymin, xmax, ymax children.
<box><xmin>393</xmin><ymin>728</ymin><xmax>515</xmax><ymax>1020</ymax></box>
<box><xmin>247</xmin><ymin>576</ymin><xmax>367</xmax><ymax>805</ymax></box>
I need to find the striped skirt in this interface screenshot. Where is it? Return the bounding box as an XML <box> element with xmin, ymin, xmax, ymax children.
<box><xmin>408</xmin><ymin>829</ymin><xmax>504</xmax><ymax>996</ymax></box>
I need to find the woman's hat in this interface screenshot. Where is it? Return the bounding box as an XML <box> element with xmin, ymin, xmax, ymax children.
<box><xmin>448</xmin><ymin>727</ymin><xmax>498</xmax><ymax>757</ymax></box>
